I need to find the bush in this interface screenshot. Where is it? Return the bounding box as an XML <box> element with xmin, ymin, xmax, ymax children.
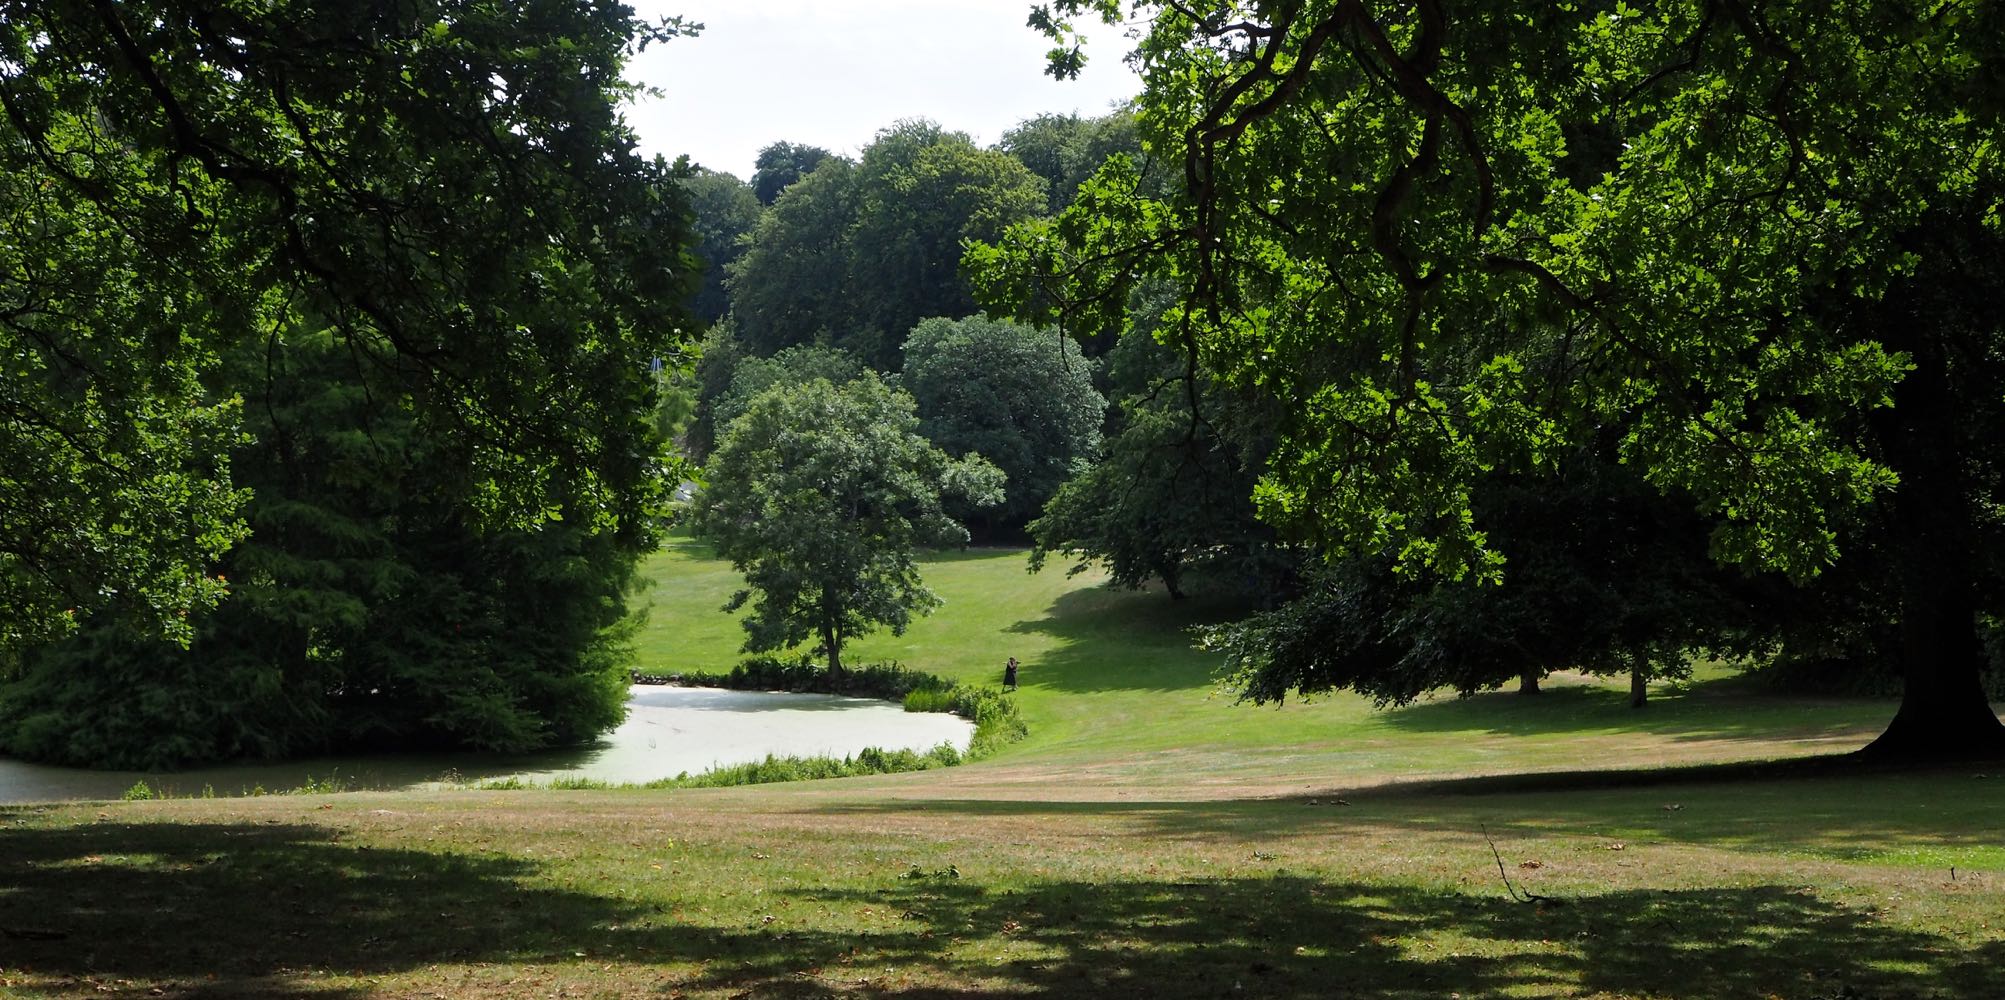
<box><xmin>682</xmin><ymin>656</ymin><xmax>946</xmax><ymax>701</ymax></box>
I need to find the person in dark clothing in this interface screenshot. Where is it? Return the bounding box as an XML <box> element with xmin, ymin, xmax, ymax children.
<box><xmin>1003</xmin><ymin>656</ymin><xmax>1019</xmax><ymax>691</ymax></box>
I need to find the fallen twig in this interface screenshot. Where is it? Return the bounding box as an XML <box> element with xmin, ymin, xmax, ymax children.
<box><xmin>1483</xmin><ymin>824</ymin><xmax>1561</xmax><ymax>906</ymax></box>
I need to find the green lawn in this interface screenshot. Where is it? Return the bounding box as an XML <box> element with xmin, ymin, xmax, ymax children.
<box><xmin>3</xmin><ymin>541</ymin><xmax>1999</xmax><ymax>999</ymax></box>
<box><xmin>636</xmin><ymin>537</ymin><xmax>1893</xmax><ymax>788</ymax></box>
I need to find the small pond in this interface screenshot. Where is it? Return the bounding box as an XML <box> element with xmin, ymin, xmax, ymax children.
<box><xmin>0</xmin><ymin>686</ymin><xmax>974</xmax><ymax>804</ymax></box>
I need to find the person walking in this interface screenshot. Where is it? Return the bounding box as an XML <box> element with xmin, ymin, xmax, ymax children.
<box><xmin>1003</xmin><ymin>656</ymin><xmax>1019</xmax><ymax>691</ymax></box>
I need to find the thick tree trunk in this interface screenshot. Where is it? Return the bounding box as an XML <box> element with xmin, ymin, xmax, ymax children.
<box><xmin>1860</xmin><ymin>329</ymin><xmax>2005</xmax><ymax>759</ymax></box>
<box><xmin>1629</xmin><ymin>667</ymin><xmax>1648</xmax><ymax>709</ymax></box>
<box><xmin>1518</xmin><ymin>669</ymin><xmax>1541</xmax><ymax>695</ymax></box>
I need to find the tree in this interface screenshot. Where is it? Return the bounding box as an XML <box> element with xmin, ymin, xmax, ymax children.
<box><xmin>986</xmin><ymin>2</ymin><xmax>2005</xmax><ymax>756</ymax></box>
<box><xmin>681</xmin><ymin>170</ymin><xmax>763</xmax><ymax>325</ymax></box>
<box><xmin>1</xmin><ymin>317</ymin><xmax>650</xmax><ymax>768</ymax></box>
<box><xmin>848</xmin><ymin>123</ymin><xmax>1049</xmax><ymax>368</ymax></box>
<box><xmin>901</xmin><ymin>316</ymin><xmax>1105</xmax><ymax>532</ymax></box>
<box><xmin>751</xmin><ymin>141</ymin><xmax>834</xmax><ymax>206</ymax></box>
<box><xmin>999</xmin><ymin>109</ymin><xmax>1152</xmax><ymax>213</ymax></box>
<box><xmin>728</xmin><ymin>158</ymin><xmax>863</xmax><ymax>357</ymax></box>
<box><xmin>1206</xmin><ymin>455</ymin><xmax>1766</xmax><ymax>710</ymax></box>
<box><xmin>711</xmin><ymin>343</ymin><xmax>867</xmax><ymax>436</ymax></box>
<box><xmin>1029</xmin><ymin>309</ymin><xmax>1295</xmax><ymax>598</ymax></box>
<box><xmin>0</xmin><ymin>0</ymin><xmax>698</xmax><ymax>653</ymax></box>
<box><xmin>690</xmin><ymin>376</ymin><xmax>1003</xmax><ymax>675</ymax></box>
<box><xmin>730</xmin><ymin>122</ymin><xmax>1047</xmax><ymax>369</ymax></box>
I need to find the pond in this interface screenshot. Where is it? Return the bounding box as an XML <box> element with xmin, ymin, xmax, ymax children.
<box><xmin>0</xmin><ymin>686</ymin><xmax>974</xmax><ymax>804</ymax></box>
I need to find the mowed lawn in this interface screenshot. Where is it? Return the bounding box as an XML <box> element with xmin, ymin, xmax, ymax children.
<box><xmin>4</xmin><ymin>541</ymin><xmax>2001</xmax><ymax>999</ymax></box>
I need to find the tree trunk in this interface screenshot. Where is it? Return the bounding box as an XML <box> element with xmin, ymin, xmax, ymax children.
<box><xmin>822</xmin><ymin>623</ymin><xmax>843</xmax><ymax>679</ymax></box>
<box><xmin>1860</xmin><ymin>326</ymin><xmax>2005</xmax><ymax>759</ymax></box>
<box><xmin>1629</xmin><ymin>667</ymin><xmax>1648</xmax><ymax>709</ymax></box>
<box><xmin>1518</xmin><ymin>669</ymin><xmax>1541</xmax><ymax>695</ymax></box>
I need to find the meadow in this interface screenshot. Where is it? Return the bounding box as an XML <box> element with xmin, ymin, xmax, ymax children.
<box><xmin>2</xmin><ymin>540</ymin><xmax>1998</xmax><ymax>999</ymax></box>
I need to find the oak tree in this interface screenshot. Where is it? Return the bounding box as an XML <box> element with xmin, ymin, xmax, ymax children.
<box><xmin>691</xmin><ymin>376</ymin><xmax>1003</xmax><ymax>675</ymax></box>
<box><xmin>988</xmin><ymin>0</ymin><xmax>2005</xmax><ymax>757</ymax></box>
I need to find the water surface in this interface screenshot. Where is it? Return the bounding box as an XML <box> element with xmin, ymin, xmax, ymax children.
<box><xmin>0</xmin><ymin>686</ymin><xmax>973</xmax><ymax>803</ymax></box>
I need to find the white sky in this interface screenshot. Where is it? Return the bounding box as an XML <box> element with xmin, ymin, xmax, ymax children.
<box><xmin>622</xmin><ymin>0</ymin><xmax>1142</xmax><ymax>179</ymax></box>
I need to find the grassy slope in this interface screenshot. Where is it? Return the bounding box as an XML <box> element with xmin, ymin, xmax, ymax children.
<box><xmin>637</xmin><ymin>536</ymin><xmax>1892</xmax><ymax>791</ymax></box>
<box><xmin>4</xmin><ymin>542</ymin><xmax>2001</xmax><ymax>999</ymax></box>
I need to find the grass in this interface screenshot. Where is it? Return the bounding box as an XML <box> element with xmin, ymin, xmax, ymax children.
<box><xmin>2</xmin><ymin>540</ymin><xmax>1999</xmax><ymax>998</ymax></box>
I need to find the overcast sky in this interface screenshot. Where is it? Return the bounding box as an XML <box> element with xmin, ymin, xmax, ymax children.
<box><xmin>621</xmin><ymin>0</ymin><xmax>1142</xmax><ymax>179</ymax></box>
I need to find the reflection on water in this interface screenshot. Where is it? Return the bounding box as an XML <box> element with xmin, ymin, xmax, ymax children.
<box><xmin>0</xmin><ymin>686</ymin><xmax>974</xmax><ymax>803</ymax></box>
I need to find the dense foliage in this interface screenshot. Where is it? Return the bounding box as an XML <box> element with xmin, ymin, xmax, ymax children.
<box><xmin>750</xmin><ymin>141</ymin><xmax>834</xmax><ymax>206</ymax></box>
<box><xmin>1029</xmin><ymin>313</ymin><xmax>1294</xmax><ymax>598</ymax></box>
<box><xmin>986</xmin><ymin>0</ymin><xmax>2005</xmax><ymax>756</ymax></box>
<box><xmin>1208</xmin><ymin>456</ymin><xmax>1763</xmax><ymax>708</ymax></box>
<box><xmin>901</xmin><ymin>316</ymin><xmax>1105</xmax><ymax>532</ymax></box>
<box><xmin>691</xmin><ymin>376</ymin><xmax>1004</xmax><ymax>673</ymax></box>
<box><xmin>730</xmin><ymin>122</ymin><xmax>1047</xmax><ymax>369</ymax></box>
<box><xmin>999</xmin><ymin>110</ymin><xmax>1149</xmax><ymax>214</ymax></box>
<box><xmin>681</xmin><ymin>170</ymin><xmax>763</xmax><ymax>325</ymax></box>
<box><xmin>0</xmin><ymin>0</ymin><xmax>698</xmax><ymax>764</ymax></box>
<box><xmin>0</xmin><ymin>329</ymin><xmax>641</xmax><ymax>768</ymax></box>
<box><xmin>710</xmin><ymin>344</ymin><xmax>867</xmax><ymax>439</ymax></box>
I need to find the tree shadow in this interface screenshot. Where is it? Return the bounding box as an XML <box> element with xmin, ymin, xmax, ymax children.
<box><xmin>813</xmin><ymin>754</ymin><xmax>2005</xmax><ymax>857</ymax></box>
<box><xmin>1373</xmin><ymin>680</ymin><xmax>1892</xmax><ymax>746</ymax></box>
<box><xmin>790</xmin><ymin>874</ymin><xmax>1997</xmax><ymax>999</ymax></box>
<box><xmin>1002</xmin><ymin>585</ymin><xmax>1254</xmax><ymax>694</ymax></box>
<box><xmin>2</xmin><ymin>813</ymin><xmax>1994</xmax><ymax>998</ymax></box>
<box><xmin>0</xmin><ymin>818</ymin><xmax>855</xmax><ymax>997</ymax></box>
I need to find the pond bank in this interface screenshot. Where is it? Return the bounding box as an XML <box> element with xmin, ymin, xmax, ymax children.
<box><xmin>0</xmin><ymin>686</ymin><xmax>974</xmax><ymax>803</ymax></box>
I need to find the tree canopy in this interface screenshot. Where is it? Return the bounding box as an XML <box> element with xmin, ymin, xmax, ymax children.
<box><xmin>0</xmin><ymin>0</ymin><xmax>702</xmax><ymax>764</ymax></box>
<box><xmin>0</xmin><ymin>0</ymin><xmax>700</xmax><ymax>654</ymax></box>
<box><xmin>731</xmin><ymin>121</ymin><xmax>1047</xmax><ymax>369</ymax></box>
<box><xmin>901</xmin><ymin>316</ymin><xmax>1105</xmax><ymax>532</ymax></box>
<box><xmin>751</xmin><ymin>141</ymin><xmax>834</xmax><ymax>206</ymax></box>
<box><xmin>682</xmin><ymin>170</ymin><xmax>763</xmax><ymax>326</ymax></box>
<box><xmin>690</xmin><ymin>376</ymin><xmax>1003</xmax><ymax>674</ymax></box>
<box><xmin>986</xmin><ymin>0</ymin><xmax>2005</xmax><ymax>756</ymax></box>
<box><xmin>1029</xmin><ymin>307</ymin><xmax>1293</xmax><ymax>598</ymax></box>
<box><xmin>1000</xmin><ymin>109</ymin><xmax>1152</xmax><ymax>213</ymax></box>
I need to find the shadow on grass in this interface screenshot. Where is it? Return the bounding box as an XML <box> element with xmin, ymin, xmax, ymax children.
<box><xmin>1002</xmin><ymin>585</ymin><xmax>1253</xmax><ymax>694</ymax></box>
<box><xmin>1374</xmin><ymin>680</ymin><xmax>1890</xmax><ymax>746</ymax></box>
<box><xmin>814</xmin><ymin>756</ymin><xmax>2005</xmax><ymax>857</ymax></box>
<box><xmin>791</xmin><ymin>875</ymin><xmax>2000</xmax><ymax>1000</ymax></box>
<box><xmin>0</xmin><ymin>818</ymin><xmax>803</xmax><ymax>997</ymax></box>
<box><xmin>3</xmin><ymin>813</ymin><xmax>1993</xmax><ymax>999</ymax></box>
